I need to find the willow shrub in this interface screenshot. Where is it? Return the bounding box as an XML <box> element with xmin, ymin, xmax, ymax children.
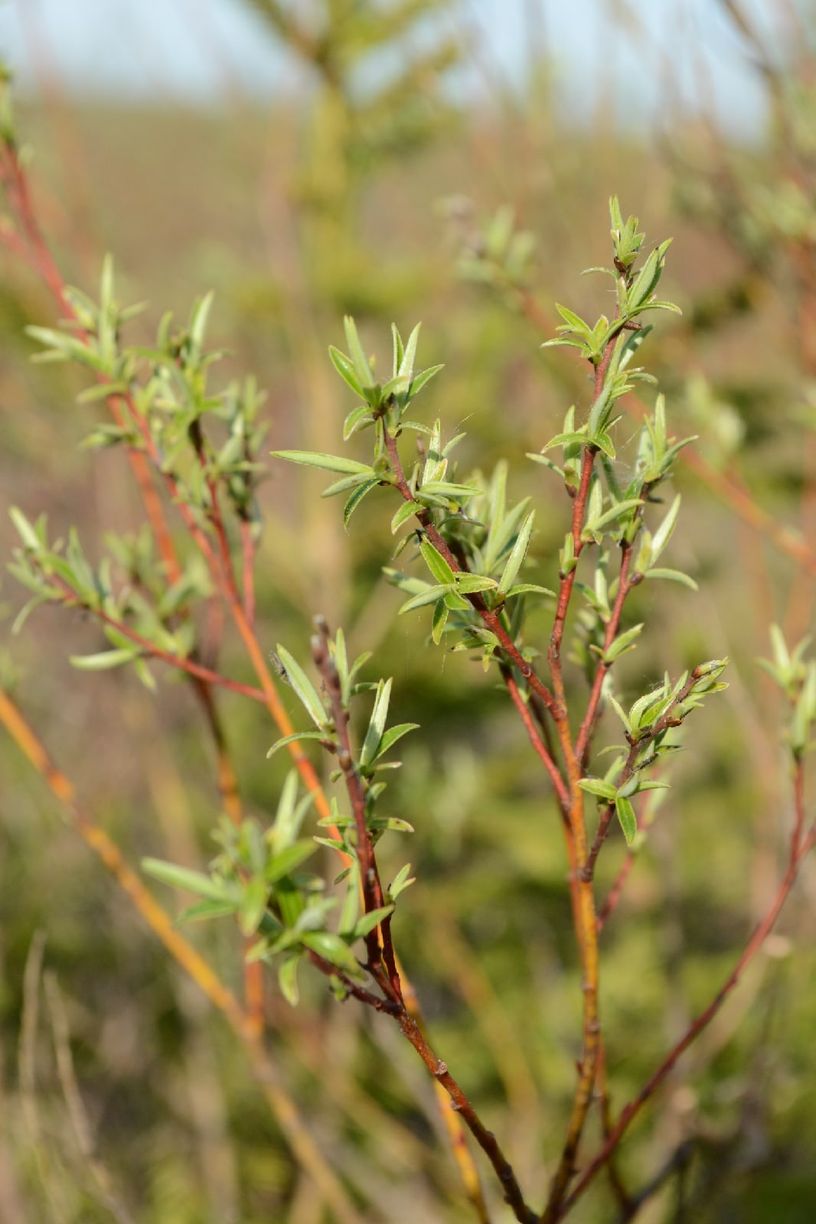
<box><xmin>5</xmin><ymin>154</ymin><xmax>816</xmax><ymax>1223</ymax></box>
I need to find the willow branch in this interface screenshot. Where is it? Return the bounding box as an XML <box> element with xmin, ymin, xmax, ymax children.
<box><xmin>0</xmin><ymin>688</ymin><xmax>360</xmax><ymax>1224</ymax></box>
<box><xmin>561</xmin><ymin>759</ymin><xmax>814</xmax><ymax>1218</ymax></box>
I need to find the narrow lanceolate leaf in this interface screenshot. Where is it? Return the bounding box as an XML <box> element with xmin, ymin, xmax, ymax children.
<box><xmin>142</xmin><ymin>859</ymin><xmax>237</xmax><ymax>902</ymax></box>
<box><xmin>419</xmin><ymin>538</ymin><xmax>455</xmax><ymax>585</ymax></box>
<box><xmin>300</xmin><ymin>931</ymin><xmax>362</xmax><ymax>976</ymax></box>
<box><xmin>375</xmin><ymin>723</ymin><xmax>419</xmax><ymax>761</ymax></box>
<box><xmin>504</xmin><ymin>583</ymin><xmax>555</xmax><ymax>599</ymax></box>
<box><xmin>360</xmin><ymin>678</ymin><xmax>392</xmax><ymax>766</ymax></box>
<box><xmin>329</xmin><ymin>345</ymin><xmax>365</xmax><ymax>398</ymax></box>
<box><xmin>579</xmin><ymin>777</ymin><xmax>618</xmax><ymax>802</ymax></box>
<box><xmin>431</xmin><ymin>599</ymin><xmax>448</xmax><ymax>644</ymax></box>
<box><xmin>498</xmin><ymin>510</ymin><xmax>535</xmax><ymax>594</ymax></box>
<box><xmin>651</xmin><ymin>495</ymin><xmax>681</xmax><ymax>561</ymax></box>
<box><xmin>391</xmin><ymin>499</ymin><xmax>420</xmax><ymax>533</ymax></box>
<box><xmin>343</xmin><ymin>403</ymin><xmax>374</xmax><ymax>439</ymax></box>
<box><xmin>265</xmin><ymin>840</ymin><xmax>316</xmax><ymax>884</ymax></box>
<box><xmin>409</xmin><ymin>364</ymin><xmax>444</xmax><ymax>399</ymax></box>
<box><xmin>454</xmin><ymin>574</ymin><xmax>497</xmax><ymax>595</ymax></box>
<box><xmin>69</xmin><ymin>649</ymin><xmax>136</xmax><ymax>671</ymax></box>
<box><xmin>9</xmin><ymin>507</ymin><xmax>42</xmax><ymax>552</ymax></box>
<box><xmin>398</xmin><ymin>323</ymin><xmax>421</xmax><ymax>381</ymax></box>
<box><xmin>603</xmin><ymin>623</ymin><xmax>643</xmax><ymax>663</ymax></box>
<box><xmin>614</xmin><ymin>796</ymin><xmax>638</xmax><ymax>845</ymax></box>
<box><xmin>271</xmin><ymin>450</ymin><xmax>373</xmax><ymax>476</ymax></box>
<box><xmin>343</xmin><ymin>316</ymin><xmax>374</xmax><ymax>387</ymax></box>
<box><xmin>274</xmin><ymin>644</ymin><xmax>328</xmax><ymax>729</ymax></box>
<box><xmin>278</xmin><ymin>956</ymin><xmax>300</xmax><ymax>1006</ymax></box>
<box><xmin>343</xmin><ymin>478</ymin><xmax>379</xmax><ymax>529</ymax></box>
<box><xmin>584</xmin><ymin>498</ymin><xmax>643</xmax><ymax>536</ymax></box>
<box><xmin>399</xmin><ymin>584</ymin><xmax>450</xmax><ymax>614</ymax></box>
<box><xmin>388</xmin><ymin>863</ymin><xmax>415</xmax><ymax>899</ymax></box>
<box><xmin>266</xmin><ymin>730</ymin><xmax>327</xmax><ymax>758</ymax></box>
<box><xmin>606</xmin><ymin>691</ymin><xmax>632</xmax><ymax>734</ymax></box>
<box><xmin>354</xmin><ymin>905</ymin><xmax>395</xmax><ymax>940</ymax></box>
<box><xmin>646</xmin><ymin>568</ymin><xmax>698</xmax><ymax>590</ymax></box>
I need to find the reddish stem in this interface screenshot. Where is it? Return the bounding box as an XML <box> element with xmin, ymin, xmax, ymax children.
<box><xmin>560</xmin><ymin>764</ymin><xmax>814</xmax><ymax>1218</ymax></box>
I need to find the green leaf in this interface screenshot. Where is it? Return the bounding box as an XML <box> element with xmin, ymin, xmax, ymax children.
<box><xmin>651</xmin><ymin>495</ymin><xmax>681</xmax><ymax>561</ymax></box>
<box><xmin>9</xmin><ymin>507</ymin><xmax>42</xmax><ymax>552</ymax></box>
<box><xmin>498</xmin><ymin>510</ymin><xmax>535</xmax><ymax>594</ymax></box>
<box><xmin>454</xmin><ymin>574</ymin><xmax>497</xmax><ymax>595</ymax></box>
<box><xmin>343</xmin><ymin>316</ymin><xmax>374</xmax><ymax>388</ymax></box>
<box><xmin>360</xmin><ymin>678</ymin><xmax>392</xmax><ymax>767</ymax></box>
<box><xmin>142</xmin><ymin>858</ymin><xmax>236</xmax><ymax>903</ymax></box>
<box><xmin>271</xmin><ymin>450</ymin><xmax>373</xmax><ymax>476</ymax></box>
<box><xmin>266</xmin><ymin>730</ymin><xmax>327</xmax><ymax>758</ymax></box>
<box><xmin>274</xmin><ymin>644</ymin><xmax>328</xmax><ymax>729</ymax></box>
<box><xmin>278</xmin><ymin>955</ymin><xmax>301</xmax><ymax>1006</ymax></box>
<box><xmin>579</xmin><ymin>777</ymin><xmax>618</xmax><ymax>802</ymax></box>
<box><xmin>504</xmin><ymin>583</ymin><xmax>555</xmax><ymax>599</ymax></box>
<box><xmin>646</xmin><ymin>568</ymin><xmax>698</xmax><ymax>590</ymax></box>
<box><xmin>399</xmin><ymin>584</ymin><xmax>450</xmax><ymax>614</ymax></box>
<box><xmin>419</xmin><ymin>538</ymin><xmax>455</xmax><ymax>584</ymax></box>
<box><xmin>266</xmin><ymin>840</ymin><xmax>316</xmax><ymax>884</ymax></box>
<box><xmin>606</xmin><ymin>691</ymin><xmax>632</xmax><ymax>734</ymax></box>
<box><xmin>69</xmin><ymin>649</ymin><xmax>136</xmax><ymax>671</ymax></box>
<box><xmin>431</xmin><ymin>599</ymin><xmax>449</xmax><ymax>644</ymax></box>
<box><xmin>354</xmin><ymin>905</ymin><xmax>395</xmax><ymax>939</ymax></box>
<box><xmin>388</xmin><ymin>864</ymin><xmax>415</xmax><ymax>899</ymax></box>
<box><xmin>604</xmin><ymin>623</ymin><xmax>643</xmax><ymax>663</ymax></box>
<box><xmin>555</xmin><ymin>303</ymin><xmax>591</xmax><ymax>335</ymax></box>
<box><xmin>342</xmin><ymin>403</ymin><xmax>374</xmax><ymax>439</ymax></box>
<box><xmin>614</xmin><ymin>796</ymin><xmax>638</xmax><ymax>845</ymax></box>
<box><xmin>374</xmin><ymin>723</ymin><xmax>419</xmax><ymax>760</ymax></box>
<box><xmin>416</xmin><ymin>480</ymin><xmax>477</xmax><ymax>500</ymax></box>
<box><xmin>409</xmin><ymin>364</ymin><xmax>444</xmax><ymax>398</ymax></box>
<box><xmin>301</xmin><ymin>931</ymin><xmax>361</xmax><ymax>976</ymax></box>
<box><xmin>584</xmin><ymin>497</ymin><xmax>643</xmax><ymax>537</ymax></box>
<box><xmin>343</xmin><ymin>478</ymin><xmax>379</xmax><ymax>529</ymax></box>
<box><xmin>239</xmin><ymin>876</ymin><xmax>269</xmax><ymax>936</ymax></box>
<box><xmin>398</xmin><ymin>323</ymin><xmax>421</xmax><ymax>381</ymax></box>
<box><xmin>330</xmin><ymin>345</ymin><xmax>365</xmax><ymax>397</ymax></box>
<box><xmin>391</xmin><ymin>500</ymin><xmax>420</xmax><ymax>533</ymax></box>
<box><xmin>179</xmin><ymin>898</ymin><xmax>238</xmax><ymax>923</ymax></box>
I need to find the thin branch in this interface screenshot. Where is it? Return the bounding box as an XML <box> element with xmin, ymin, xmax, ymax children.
<box><xmin>575</xmin><ymin>542</ymin><xmax>638</xmax><ymax>767</ymax></box>
<box><xmin>311</xmin><ymin>622</ymin><xmax>402</xmax><ymax>1002</ymax></box>
<box><xmin>502</xmin><ymin>669</ymin><xmax>570</xmax><ymax>812</ymax></box>
<box><xmin>0</xmin><ymin>688</ymin><xmax>361</xmax><ymax>1224</ymax></box>
<box><xmin>561</xmin><ymin>759</ymin><xmax>815</xmax><ymax>1217</ymax></box>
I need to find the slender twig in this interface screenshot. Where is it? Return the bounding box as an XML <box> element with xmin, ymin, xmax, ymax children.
<box><xmin>503</xmin><ymin>669</ymin><xmax>570</xmax><ymax>812</ymax></box>
<box><xmin>575</xmin><ymin>542</ymin><xmax>638</xmax><ymax>767</ymax></box>
<box><xmin>597</xmin><ymin>850</ymin><xmax>636</xmax><ymax>934</ymax></box>
<box><xmin>0</xmin><ymin>689</ymin><xmax>361</xmax><ymax>1224</ymax></box>
<box><xmin>582</xmin><ymin>673</ymin><xmax>698</xmax><ymax>885</ymax></box>
<box><xmin>540</xmin><ymin>449</ymin><xmax>605</xmax><ymax>1222</ymax></box>
<box><xmin>311</xmin><ymin>623</ymin><xmax>402</xmax><ymax>1002</ymax></box>
<box><xmin>560</xmin><ymin>760</ymin><xmax>814</xmax><ymax>1218</ymax></box>
<box><xmin>0</xmin><ymin>109</ymin><xmax>498</xmax><ymax>1219</ymax></box>
<box><xmin>307</xmin><ymin>622</ymin><xmax>534</xmax><ymax>1223</ymax></box>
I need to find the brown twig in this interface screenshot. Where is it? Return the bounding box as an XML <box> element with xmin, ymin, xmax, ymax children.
<box><xmin>310</xmin><ymin>622</ymin><xmax>402</xmax><ymax>1003</ymax></box>
<box><xmin>307</xmin><ymin>622</ymin><xmax>533</xmax><ymax>1223</ymax></box>
<box><xmin>0</xmin><ymin>689</ymin><xmax>361</xmax><ymax>1224</ymax></box>
<box><xmin>560</xmin><ymin>759</ymin><xmax>814</xmax><ymax>1218</ymax></box>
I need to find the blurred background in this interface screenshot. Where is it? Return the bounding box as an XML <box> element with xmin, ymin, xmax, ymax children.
<box><xmin>1</xmin><ymin>1</ymin><xmax>816</xmax><ymax>1220</ymax></box>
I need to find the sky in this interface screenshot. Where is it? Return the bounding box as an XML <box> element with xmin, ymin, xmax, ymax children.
<box><xmin>0</xmin><ymin>0</ymin><xmax>785</xmax><ymax>137</ymax></box>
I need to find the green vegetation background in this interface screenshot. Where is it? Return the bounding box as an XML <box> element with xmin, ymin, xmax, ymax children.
<box><xmin>1</xmin><ymin>4</ymin><xmax>815</xmax><ymax>1220</ymax></box>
